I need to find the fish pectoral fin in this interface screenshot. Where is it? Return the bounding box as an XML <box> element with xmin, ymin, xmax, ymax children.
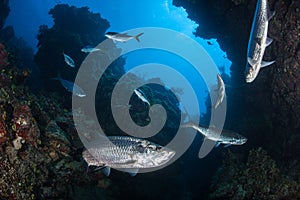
<box><xmin>121</xmin><ymin>168</ymin><xmax>139</xmax><ymax>177</ymax></box>
<box><xmin>223</xmin><ymin>144</ymin><xmax>231</xmax><ymax>148</ymax></box>
<box><xmin>261</xmin><ymin>60</ymin><xmax>275</xmax><ymax>68</ymax></box>
<box><xmin>268</xmin><ymin>10</ymin><xmax>276</xmax><ymax>21</ymax></box>
<box><xmin>198</xmin><ymin>138</ymin><xmax>216</xmax><ymax>158</ymax></box>
<box><xmin>265</xmin><ymin>37</ymin><xmax>273</xmax><ymax>47</ymax></box>
<box><xmin>102</xmin><ymin>167</ymin><xmax>111</xmax><ymax>176</ymax></box>
<box><xmin>214</xmin><ymin>142</ymin><xmax>221</xmax><ymax>148</ymax></box>
<box><xmin>247</xmin><ymin>57</ymin><xmax>256</xmax><ymax>67</ymax></box>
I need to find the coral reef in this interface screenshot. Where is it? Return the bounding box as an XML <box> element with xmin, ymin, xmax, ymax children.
<box><xmin>0</xmin><ymin>42</ymin><xmax>116</xmax><ymax>199</ymax></box>
<box><xmin>269</xmin><ymin>0</ymin><xmax>300</xmax><ymax>159</ymax></box>
<box><xmin>0</xmin><ymin>43</ymin><xmax>8</xmax><ymax>68</ymax></box>
<box><xmin>173</xmin><ymin>1</ymin><xmax>300</xmax><ymax>196</ymax></box>
<box><xmin>210</xmin><ymin>148</ymin><xmax>300</xmax><ymax>200</ymax></box>
<box><xmin>169</xmin><ymin>2</ymin><xmax>300</xmax><ymax>199</ymax></box>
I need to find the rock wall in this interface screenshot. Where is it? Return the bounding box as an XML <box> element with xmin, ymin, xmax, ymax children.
<box><xmin>0</xmin><ymin>0</ymin><xmax>10</xmax><ymax>30</ymax></box>
<box><xmin>173</xmin><ymin>0</ymin><xmax>300</xmax><ymax>160</ymax></box>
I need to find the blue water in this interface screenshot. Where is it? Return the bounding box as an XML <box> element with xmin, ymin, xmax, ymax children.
<box><xmin>6</xmin><ymin>0</ymin><xmax>231</xmax><ymax>114</ymax></box>
<box><xmin>4</xmin><ymin>0</ymin><xmax>232</xmax><ymax>199</ymax></box>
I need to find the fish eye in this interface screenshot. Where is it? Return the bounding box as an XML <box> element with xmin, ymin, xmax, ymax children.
<box><xmin>147</xmin><ymin>144</ymin><xmax>157</xmax><ymax>150</ymax></box>
<box><xmin>136</xmin><ymin>144</ymin><xmax>146</xmax><ymax>153</ymax></box>
<box><xmin>139</xmin><ymin>141</ymin><xmax>148</xmax><ymax>148</ymax></box>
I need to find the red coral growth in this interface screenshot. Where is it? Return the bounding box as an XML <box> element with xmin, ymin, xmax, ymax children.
<box><xmin>0</xmin><ymin>116</ymin><xmax>7</xmax><ymax>143</ymax></box>
<box><xmin>0</xmin><ymin>43</ymin><xmax>8</xmax><ymax>69</ymax></box>
<box><xmin>0</xmin><ymin>73</ymin><xmax>11</xmax><ymax>87</ymax></box>
<box><xmin>12</xmin><ymin>104</ymin><xmax>40</xmax><ymax>147</ymax></box>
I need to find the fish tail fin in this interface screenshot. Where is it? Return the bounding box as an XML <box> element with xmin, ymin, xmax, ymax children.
<box><xmin>51</xmin><ymin>77</ymin><xmax>60</xmax><ymax>81</ymax></box>
<box><xmin>135</xmin><ymin>32</ymin><xmax>144</xmax><ymax>42</ymax></box>
<box><xmin>51</xmin><ymin>72</ymin><xmax>62</xmax><ymax>81</ymax></box>
<box><xmin>267</xmin><ymin>9</ymin><xmax>275</xmax><ymax>21</ymax></box>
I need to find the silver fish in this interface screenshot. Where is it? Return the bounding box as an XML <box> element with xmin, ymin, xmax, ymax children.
<box><xmin>63</xmin><ymin>53</ymin><xmax>75</xmax><ymax>68</ymax></box>
<box><xmin>134</xmin><ymin>89</ymin><xmax>150</xmax><ymax>106</ymax></box>
<box><xmin>245</xmin><ymin>0</ymin><xmax>275</xmax><ymax>83</ymax></box>
<box><xmin>82</xmin><ymin>136</ymin><xmax>175</xmax><ymax>176</ymax></box>
<box><xmin>81</xmin><ymin>46</ymin><xmax>101</xmax><ymax>53</ymax></box>
<box><xmin>214</xmin><ymin>74</ymin><xmax>225</xmax><ymax>109</ymax></box>
<box><xmin>52</xmin><ymin>77</ymin><xmax>86</xmax><ymax>97</ymax></box>
<box><xmin>105</xmin><ymin>32</ymin><xmax>144</xmax><ymax>43</ymax></box>
<box><xmin>182</xmin><ymin>122</ymin><xmax>247</xmax><ymax>147</ymax></box>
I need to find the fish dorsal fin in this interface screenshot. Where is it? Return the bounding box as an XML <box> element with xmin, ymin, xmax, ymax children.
<box><xmin>210</xmin><ymin>124</ymin><xmax>217</xmax><ymax>129</ymax></box>
<box><xmin>102</xmin><ymin>167</ymin><xmax>111</xmax><ymax>176</ymax></box>
<box><xmin>223</xmin><ymin>144</ymin><xmax>231</xmax><ymax>148</ymax></box>
<box><xmin>261</xmin><ymin>60</ymin><xmax>275</xmax><ymax>68</ymax></box>
<box><xmin>265</xmin><ymin>37</ymin><xmax>273</xmax><ymax>47</ymax></box>
<box><xmin>266</xmin><ymin>2</ymin><xmax>275</xmax><ymax>20</ymax></box>
<box><xmin>247</xmin><ymin>57</ymin><xmax>256</xmax><ymax>67</ymax></box>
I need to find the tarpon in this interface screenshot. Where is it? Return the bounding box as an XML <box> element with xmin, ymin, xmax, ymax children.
<box><xmin>134</xmin><ymin>89</ymin><xmax>150</xmax><ymax>106</ymax></box>
<box><xmin>63</xmin><ymin>53</ymin><xmax>75</xmax><ymax>68</ymax></box>
<box><xmin>81</xmin><ymin>46</ymin><xmax>101</xmax><ymax>53</ymax></box>
<box><xmin>52</xmin><ymin>77</ymin><xmax>86</xmax><ymax>97</ymax></box>
<box><xmin>105</xmin><ymin>32</ymin><xmax>144</xmax><ymax>43</ymax></box>
<box><xmin>182</xmin><ymin>122</ymin><xmax>247</xmax><ymax>147</ymax></box>
<box><xmin>82</xmin><ymin>136</ymin><xmax>175</xmax><ymax>176</ymax></box>
<box><xmin>213</xmin><ymin>74</ymin><xmax>225</xmax><ymax>109</ymax></box>
<box><xmin>245</xmin><ymin>0</ymin><xmax>275</xmax><ymax>83</ymax></box>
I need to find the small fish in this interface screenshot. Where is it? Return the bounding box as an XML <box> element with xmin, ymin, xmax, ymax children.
<box><xmin>81</xmin><ymin>46</ymin><xmax>101</xmax><ymax>53</ymax></box>
<box><xmin>52</xmin><ymin>77</ymin><xmax>86</xmax><ymax>97</ymax></box>
<box><xmin>182</xmin><ymin>122</ymin><xmax>247</xmax><ymax>147</ymax></box>
<box><xmin>245</xmin><ymin>0</ymin><xmax>275</xmax><ymax>83</ymax></box>
<box><xmin>105</xmin><ymin>32</ymin><xmax>144</xmax><ymax>43</ymax></box>
<box><xmin>134</xmin><ymin>89</ymin><xmax>150</xmax><ymax>106</ymax></box>
<box><xmin>214</xmin><ymin>74</ymin><xmax>225</xmax><ymax>109</ymax></box>
<box><xmin>63</xmin><ymin>53</ymin><xmax>75</xmax><ymax>68</ymax></box>
<box><xmin>82</xmin><ymin>136</ymin><xmax>175</xmax><ymax>176</ymax></box>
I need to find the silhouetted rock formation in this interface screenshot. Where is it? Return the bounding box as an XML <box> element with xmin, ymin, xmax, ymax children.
<box><xmin>173</xmin><ymin>0</ymin><xmax>300</xmax><ymax>198</ymax></box>
<box><xmin>35</xmin><ymin>4</ymin><xmax>111</xmax><ymax>88</ymax></box>
<box><xmin>174</xmin><ymin>0</ymin><xmax>300</xmax><ymax>157</ymax></box>
<box><xmin>0</xmin><ymin>0</ymin><xmax>10</xmax><ymax>30</ymax></box>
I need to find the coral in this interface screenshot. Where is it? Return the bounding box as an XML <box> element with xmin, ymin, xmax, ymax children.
<box><xmin>0</xmin><ymin>113</ymin><xmax>7</xmax><ymax>143</ymax></box>
<box><xmin>210</xmin><ymin>148</ymin><xmax>300</xmax><ymax>200</ymax></box>
<box><xmin>11</xmin><ymin>104</ymin><xmax>40</xmax><ymax>147</ymax></box>
<box><xmin>0</xmin><ymin>36</ymin><xmax>110</xmax><ymax>199</ymax></box>
<box><xmin>175</xmin><ymin>0</ymin><xmax>300</xmax><ymax>154</ymax></box>
<box><xmin>0</xmin><ymin>43</ymin><xmax>8</xmax><ymax>68</ymax></box>
<box><xmin>0</xmin><ymin>146</ymin><xmax>38</xmax><ymax>200</ymax></box>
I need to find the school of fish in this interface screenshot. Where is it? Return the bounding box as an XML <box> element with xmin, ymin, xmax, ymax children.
<box><xmin>55</xmin><ymin>0</ymin><xmax>275</xmax><ymax>175</ymax></box>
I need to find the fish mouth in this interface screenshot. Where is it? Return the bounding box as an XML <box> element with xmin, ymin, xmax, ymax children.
<box><xmin>154</xmin><ymin>149</ymin><xmax>176</xmax><ymax>166</ymax></box>
<box><xmin>237</xmin><ymin>137</ymin><xmax>247</xmax><ymax>145</ymax></box>
<box><xmin>241</xmin><ymin>138</ymin><xmax>248</xmax><ymax>144</ymax></box>
<box><xmin>245</xmin><ymin>73</ymin><xmax>254</xmax><ymax>83</ymax></box>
